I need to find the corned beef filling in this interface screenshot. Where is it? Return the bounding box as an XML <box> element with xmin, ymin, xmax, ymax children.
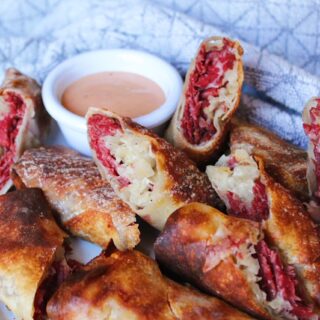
<box><xmin>0</xmin><ymin>93</ymin><xmax>26</xmax><ymax>190</ymax></box>
<box><xmin>303</xmin><ymin>98</ymin><xmax>320</xmax><ymax>204</ymax></box>
<box><xmin>226</xmin><ymin>180</ymin><xmax>269</xmax><ymax>222</ymax></box>
<box><xmin>255</xmin><ymin>240</ymin><xmax>314</xmax><ymax>319</ymax></box>
<box><xmin>181</xmin><ymin>38</ymin><xmax>236</xmax><ymax>145</ymax></box>
<box><xmin>225</xmin><ymin>156</ymin><xmax>269</xmax><ymax>222</ymax></box>
<box><xmin>88</xmin><ymin>114</ymin><xmax>129</xmax><ymax>188</ymax></box>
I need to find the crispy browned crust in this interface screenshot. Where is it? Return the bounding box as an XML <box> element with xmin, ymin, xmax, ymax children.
<box><xmin>166</xmin><ymin>279</ymin><xmax>254</xmax><ymax>320</ymax></box>
<box><xmin>257</xmin><ymin>158</ymin><xmax>320</xmax><ymax>304</ymax></box>
<box><xmin>0</xmin><ymin>188</ymin><xmax>66</xmax><ymax>320</ymax></box>
<box><xmin>12</xmin><ymin>146</ymin><xmax>140</xmax><ymax>250</ymax></box>
<box><xmin>155</xmin><ymin>203</ymin><xmax>271</xmax><ymax>319</ymax></box>
<box><xmin>0</xmin><ymin>68</ymin><xmax>50</xmax><ymax>194</ymax></box>
<box><xmin>47</xmin><ymin>250</ymin><xmax>253</xmax><ymax>320</ymax></box>
<box><xmin>230</xmin><ymin>119</ymin><xmax>308</xmax><ymax>201</ymax></box>
<box><xmin>87</xmin><ymin>108</ymin><xmax>222</xmax><ymax>230</ymax></box>
<box><xmin>165</xmin><ymin>37</ymin><xmax>244</xmax><ymax>164</ymax></box>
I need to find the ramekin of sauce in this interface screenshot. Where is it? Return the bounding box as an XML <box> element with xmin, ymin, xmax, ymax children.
<box><xmin>42</xmin><ymin>49</ymin><xmax>183</xmax><ymax>155</ymax></box>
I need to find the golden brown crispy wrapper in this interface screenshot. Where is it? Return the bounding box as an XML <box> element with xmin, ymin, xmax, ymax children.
<box><xmin>258</xmin><ymin>158</ymin><xmax>320</xmax><ymax>305</ymax></box>
<box><xmin>0</xmin><ymin>188</ymin><xmax>66</xmax><ymax>320</ymax></box>
<box><xmin>0</xmin><ymin>68</ymin><xmax>50</xmax><ymax>194</ymax></box>
<box><xmin>166</xmin><ymin>36</ymin><xmax>244</xmax><ymax>164</ymax></box>
<box><xmin>86</xmin><ymin>108</ymin><xmax>221</xmax><ymax>231</ymax></box>
<box><xmin>12</xmin><ymin>146</ymin><xmax>140</xmax><ymax>250</ymax></box>
<box><xmin>229</xmin><ymin>119</ymin><xmax>308</xmax><ymax>202</ymax></box>
<box><xmin>47</xmin><ymin>250</ymin><xmax>253</xmax><ymax>320</ymax></box>
<box><xmin>207</xmin><ymin>149</ymin><xmax>320</xmax><ymax>308</ymax></box>
<box><xmin>154</xmin><ymin>203</ymin><xmax>273</xmax><ymax>319</ymax></box>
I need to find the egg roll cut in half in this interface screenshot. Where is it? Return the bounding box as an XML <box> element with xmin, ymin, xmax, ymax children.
<box><xmin>12</xmin><ymin>146</ymin><xmax>140</xmax><ymax>250</ymax></box>
<box><xmin>165</xmin><ymin>36</ymin><xmax>244</xmax><ymax>164</ymax></box>
<box><xmin>47</xmin><ymin>250</ymin><xmax>253</xmax><ymax>320</ymax></box>
<box><xmin>86</xmin><ymin>108</ymin><xmax>221</xmax><ymax>231</ymax></box>
<box><xmin>0</xmin><ymin>188</ymin><xmax>69</xmax><ymax>320</ymax></box>
<box><xmin>206</xmin><ymin>149</ymin><xmax>320</xmax><ymax>311</ymax></box>
<box><xmin>302</xmin><ymin>97</ymin><xmax>320</xmax><ymax>221</ymax></box>
<box><xmin>0</xmin><ymin>68</ymin><xmax>50</xmax><ymax>194</ymax></box>
<box><xmin>230</xmin><ymin>119</ymin><xmax>308</xmax><ymax>202</ymax></box>
<box><xmin>155</xmin><ymin>203</ymin><xmax>320</xmax><ymax>320</ymax></box>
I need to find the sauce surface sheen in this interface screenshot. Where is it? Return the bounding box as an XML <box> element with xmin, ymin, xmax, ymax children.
<box><xmin>61</xmin><ymin>71</ymin><xmax>165</xmax><ymax>118</ymax></box>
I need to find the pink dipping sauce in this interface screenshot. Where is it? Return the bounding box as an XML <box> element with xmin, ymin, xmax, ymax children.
<box><xmin>61</xmin><ymin>71</ymin><xmax>166</xmax><ymax>118</ymax></box>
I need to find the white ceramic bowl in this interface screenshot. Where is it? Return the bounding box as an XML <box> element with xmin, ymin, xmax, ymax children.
<box><xmin>42</xmin><ymin>49</ymin><xmax>183</xmax><ymax>156</ymax></box>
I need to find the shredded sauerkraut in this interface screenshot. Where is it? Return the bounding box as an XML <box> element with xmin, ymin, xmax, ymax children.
<box><xmin>105</xmin><ymin>131</ymin><xmax>159</xmax><ymax>211</ymax></box>
<box><xmin>207</xmin><ymin>149</ymin><xmax>260</xmax><ymax>205</ymax></box>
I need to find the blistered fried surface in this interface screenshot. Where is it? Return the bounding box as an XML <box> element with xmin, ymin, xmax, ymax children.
<box><xmin>259</xmin><ymin>161</ymin><xmax>320</xmax><ymax>306</ymax></box>
<box><xmin>47</xmin><ymin>250</ymin><xmax>253</xmax><ymax>320</ymax></box>
<box><xmin>0</xmin><ymin>188</ymin><xmax>65</xmax><ymax>320</ymax></box>
<box><xmin>154</xmin><ymin>203</ymin><xmax>271</xmax><ymax>319</ymax></box>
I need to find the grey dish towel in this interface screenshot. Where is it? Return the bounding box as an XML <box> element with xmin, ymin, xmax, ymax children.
<box><xmin>1</xmin><ymin>0</ymin><xmax>319</xmax><ymax>148</ymax></box>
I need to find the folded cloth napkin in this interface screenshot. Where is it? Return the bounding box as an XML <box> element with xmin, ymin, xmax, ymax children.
<box><xmin>0</xmin><ymin>0</ymin><xmax>319</xmax><ymax>148</ymax></box>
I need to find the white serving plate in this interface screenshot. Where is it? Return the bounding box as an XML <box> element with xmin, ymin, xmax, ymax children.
<box><xmin>0</xmin><ymin>123</ymin><xmax>159</xmax><ymax>319</ymax></box>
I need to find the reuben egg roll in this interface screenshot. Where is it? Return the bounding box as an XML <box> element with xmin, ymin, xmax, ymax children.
<box><xmin>12</xmin><ymin>146</ymin><xmax>140</xmax><ymax>250</ymax></box>
<box><xmin>47</xmin><ymin>250</ymin><xmax>253</xmax><ymax>320</ymax></box>
<box><xmin>86</xmin><ymin>108</ymin><xmax>221</xmax><ymax>230</ymax></box>
<box><xmin>155</xmin><ymin>203</ymin><xmax>318</xmax><ymax>320</ymax></box>
<box><xmin>206</xmin><ymin>149</ymin><xmax>320</xmax><ymax>309</ymax></box>
<box><xmin>303</xmin><ymin>97</ymin><xmax>320</xmax><ymax>220</ymax></box>
<box><xmin>165</xmin><ymin>36</ymin><xmax>244</xmax><ymax>163</ymax></box>
<box><xmin>0</xmin><ymin>188</ymin><xmax>67</xmax><ymax>320</ymax></box>
<box><xmin>0</xmin><ymin>68</ymin><xmax>49</xmax><ymax>194</ymax></box>
<box><xmin>230</xmin><ymin>119</ymin><xmax>308</xmax><ymax>202</ymax></box>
